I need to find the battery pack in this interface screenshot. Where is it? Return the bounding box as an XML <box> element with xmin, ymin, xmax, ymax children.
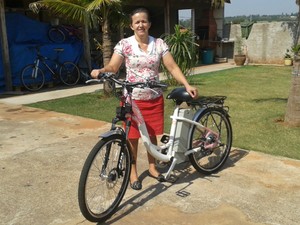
<box><xmin>173</xmin><ymin>108</ymin><xmax>194</xmax><ymax>163</ymax></box>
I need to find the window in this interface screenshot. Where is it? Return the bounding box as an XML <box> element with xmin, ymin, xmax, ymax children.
<box><xmin>178</xmin><ymin>9</ymin><xmax>194</xmax><ymax>32</ymax></box>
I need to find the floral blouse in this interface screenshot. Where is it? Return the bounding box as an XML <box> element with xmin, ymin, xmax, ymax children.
<box><xmin>114</xmin><ymin>35</ymin><xmax>169</xmax><ymax>100</ymax></box>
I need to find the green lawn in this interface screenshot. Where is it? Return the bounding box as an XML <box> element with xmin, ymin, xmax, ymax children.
<box><xmin>28</xmin><ymin>65</ymin><xmax>300</xmax><ymax>160</ymax></box>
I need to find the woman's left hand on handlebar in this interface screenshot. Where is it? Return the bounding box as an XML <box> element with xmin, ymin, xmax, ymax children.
<box><xmin>90</xmin><ymin>69</ymin><xmax>103</xmax><ymax>79</ymax></box>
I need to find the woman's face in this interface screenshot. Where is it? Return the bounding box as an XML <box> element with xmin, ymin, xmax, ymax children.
<box><xmin>130</xmin><ymin>12</ymin><xmax>151</xmax><ymax>37</ymax></box>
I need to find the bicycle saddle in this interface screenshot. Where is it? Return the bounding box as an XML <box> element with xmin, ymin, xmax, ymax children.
<box><xmin>54</xmin><ymin>48</ymin><xmax>64</xmax><ymax>52</ymax></box>
<box><xmin>167</xmin><ymin>87</ymin><xmax>193</xmax><ymax>102</ymax></box>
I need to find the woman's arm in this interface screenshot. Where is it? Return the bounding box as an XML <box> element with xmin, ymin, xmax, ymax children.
<box><xmin>162</xmin><ymin>52</ymin><xmax>198</xmax><ymax>98</ymax></box>
<box><xmin>90</xmin><ymin>53</ymin><xmax>123</xmax><ymax>78</ymax></box>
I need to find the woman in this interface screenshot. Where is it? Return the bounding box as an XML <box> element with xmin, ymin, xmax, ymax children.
<box><xmin>91</xmin><ymin>7</ymin><xmax>198</xmax><ymax>190</ymax></box>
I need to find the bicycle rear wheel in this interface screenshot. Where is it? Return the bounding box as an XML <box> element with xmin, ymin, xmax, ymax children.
<box><xmin>78</xmin><ymin>134</ymin><xmax>131</xmax><ymax>223</ymax></box>
<box><xmin>48</xmin><ymin>27</ymin><xmax>65</xmax><ymax>43</ymax></box>
<box><xmin>189</xmin><ymin>107</ymin><xmax>232</xmax><ymax>175</ymax></box>
<box><xmin>21</xmin><ymin>64</ymin><xmax>45</xmax><ymax>91</ymax></box>
<box><xmin>59</xmin><ymin>62</ymin><xmax>80</xmax><ymax>86</ymax></box>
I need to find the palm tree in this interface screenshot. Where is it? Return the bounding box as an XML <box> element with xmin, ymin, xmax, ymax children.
<box><xmin>30</xmin><ymin>0</ymin><xmax>128</xmax><ymax>94</ymax></box>
<box><xmin>295</xmin><ymin>0</ymin><xmax>300</xmax><ymax>46</ymax></box>
<box><xmin>211</xmin><ymin>0</ymin><xmax>230</xmax><ymax>8</ymax></box>
<box><xmin>284</xmin><ymin>1</ymin><xmax>300</xmax><ymax>127</ymax></box>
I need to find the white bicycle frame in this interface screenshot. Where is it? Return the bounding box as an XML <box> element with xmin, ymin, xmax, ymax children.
<box><xmin>127</xmin><ymin>92</ymin><xmax>217</xmax><ymax>180</ymax></box>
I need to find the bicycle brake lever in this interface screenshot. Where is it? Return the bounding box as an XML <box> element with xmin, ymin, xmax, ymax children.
<box><xmin>85</xmin><ymin>79</ymin><xmax>102</xmax><ymax>84</ymax></box>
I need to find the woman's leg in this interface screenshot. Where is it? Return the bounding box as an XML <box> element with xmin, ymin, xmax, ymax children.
<box><xmin>148</xmin><ymin>136</ymin><xmax>161</xmax><ymax>177</ymax></box>
<box><xmin>128</xmin><ymin>138</ymin><xmax>139</xmax><ymax>183</ymax></box>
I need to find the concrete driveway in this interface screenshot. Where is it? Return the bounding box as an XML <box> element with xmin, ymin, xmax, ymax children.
<box><xmin>0</xmin><ymin>100</ymin><xmax>300</xmax><ymax>225</ymax></box>
<box><xmin>1</xmin><ymin>63</ymin><xmax>300</xmax><ymax>225</ymax></box>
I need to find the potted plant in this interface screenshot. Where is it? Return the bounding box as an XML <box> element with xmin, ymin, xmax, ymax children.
<box><xmin>161</xmin><ymin>24</ymin><xmax>199</xmax><ymax>85</ymax></box>
<box><xmin>284</xmin><ymin>49</ymin><xmax>293</xmax><ymax>66</ymax></box>
<box><xmin>234</xmin><ymin>37</ymin><xmax>246</xmax><ymax>66</ymax></box>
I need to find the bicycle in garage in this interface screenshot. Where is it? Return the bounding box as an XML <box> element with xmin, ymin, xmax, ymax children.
<box><xmin>78</xmin><ymin>73</ymin><xmax>233</xmax><ymax>223</ymax></box>
<box><xmin>21</xmin><ymin>45</ymin><xmax>80</xmax><ymax>91</ymax></box>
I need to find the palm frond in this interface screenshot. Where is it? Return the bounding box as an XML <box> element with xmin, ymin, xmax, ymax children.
<box><xmin>86</xmin><ymin>0</ymin><xmax>121</xmax><ymax>11</ymax></box>
<box><xmin>29</xmin><ymin>0</ymin><xmax>98</xmax><ymax>26</ymax></box>
<box><xmin>161</xmin><ymin>24</ymin><xmax>199</xmax><ymax>84</ymax></box>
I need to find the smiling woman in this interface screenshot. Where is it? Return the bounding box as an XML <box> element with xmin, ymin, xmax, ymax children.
<box><xmin>90</xmin><ymin>7</ymin><xmax>198</xmax><ymax>191</ymax></box>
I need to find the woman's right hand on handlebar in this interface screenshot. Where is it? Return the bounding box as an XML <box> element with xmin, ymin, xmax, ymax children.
<box><xmin>91</xmin><ymin>68</ymin><xmax>104</xmax><ymax>79</ymax></box>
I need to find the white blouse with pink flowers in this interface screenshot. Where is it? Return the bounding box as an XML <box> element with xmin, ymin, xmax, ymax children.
<box><xmin>114</xmin><ymin>35</ymin><xmax>169</xmax><ymax>100</ymax></box>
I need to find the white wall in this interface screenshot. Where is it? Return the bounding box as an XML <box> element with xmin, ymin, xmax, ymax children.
<box><xmin>228</xmin><ymin>22</ymin><xmax>296</xmax><ymax>64</ymax></box>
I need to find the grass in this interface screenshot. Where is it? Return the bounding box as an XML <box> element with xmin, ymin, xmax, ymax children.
<box><xmin>28</xmin><ymin>65</ymin><xmax>300</xmax><ymax>160</ymax></box>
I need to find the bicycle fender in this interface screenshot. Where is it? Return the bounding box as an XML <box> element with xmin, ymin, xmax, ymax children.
<box><xmin>99</xmin><ymin>128</ymin><xmax>125</xmax><ymax>139</ymax></box>
<box><xmin>192</xmin><ymin>106</ymin><xmax>230</xmax><ymax>121</ymax></box>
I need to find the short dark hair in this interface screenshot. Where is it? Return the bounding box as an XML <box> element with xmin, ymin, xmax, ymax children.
<box><xmin>130</xmin><ymin>7</ymin><xmax>151</xmax><ymax>24</ymax></box>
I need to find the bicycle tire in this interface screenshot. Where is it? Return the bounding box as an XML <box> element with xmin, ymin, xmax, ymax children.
<box><xmin>59</xmin><ymin>62</ymin><xmax>80</xmax><ymax>86</ymax></box>
<box><xmin>189</xmin><ymin>107</ymin><xmax>232</xmax><ymax>175</ymax></box>
<box><xmin>48</xmin><ymin>27</ymin><xmax>65</xmax><ymax>43</ymax></box>
<box><xmin>78</xmin><ymin>134</ymin><xmax>131</xmax><ymax>223</ymax></box>
<box><xmin>21</xmin><ymin>64</ymin><xmax>45</xmax><ymax>91</ymax></box>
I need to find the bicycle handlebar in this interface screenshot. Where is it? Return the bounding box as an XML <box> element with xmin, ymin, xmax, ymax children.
<box><xmin>86</xmin><ymin>73</ymin><xmax>168</xmax><ymax>90</ymax></box>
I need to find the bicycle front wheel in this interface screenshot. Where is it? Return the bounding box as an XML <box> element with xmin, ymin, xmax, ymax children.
<box><xmin>59</xmin><ymin>62</ymin><xmax>80</xmax><ymax>86</ymax></box>
<box><xmin>78</xmin><ymin>134</ymin><xmax>131</xmax><ymax>223</ymax></box>
<box><xmin>189</xmin><ymin>108</ymin><xmax>232</xmax><ymax>175</ymax></box>
<box><xmin>21</xmin><ymin>64</ymin><xmax>45</xmax><ymax>91</ymax></box>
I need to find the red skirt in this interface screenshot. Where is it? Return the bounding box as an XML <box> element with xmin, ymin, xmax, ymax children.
<box><xmin>128</xmin><ymin>95</ymin><xmax>164</xmax><ymax>139</ymax></box>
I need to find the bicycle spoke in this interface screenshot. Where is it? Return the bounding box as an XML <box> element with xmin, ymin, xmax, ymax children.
<box><xmin>78</xmin><ymin>135</ymin><xmax>130</xmax><ymax>222</ymax></box>
<box><xmin>21</xmin><ymin>65</ymin><xmax>45</xmax><ymax>91</ymax></box>
<box><xmin>60</xmin><ymin>62</ymin><xmax>80</xmax><ymax>85</ymax></box>
<box><xmin>189</xmin><ymin>108</ymin><xmax>232</xmax><ymax>174</ymax></box>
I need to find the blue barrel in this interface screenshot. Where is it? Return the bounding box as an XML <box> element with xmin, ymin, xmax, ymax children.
<box><xmin>201</xmin><ymin>48</ymin><xmax>214</xmax><ymax>64</ymax></box>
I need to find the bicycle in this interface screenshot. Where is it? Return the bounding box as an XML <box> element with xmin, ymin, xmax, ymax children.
<box><xmin>48</xmin><ymin>24</ymin><xmax>83</xmax><ymax>43</ymax></box>
<box><xmin>21</xmin><ymin>45</ymin><xmax>80</xmax><ymax>91</ymax></box>
<box><xmin>78</xmin><ymin>73</ymin><xmax>232</xmax><ymax>222</ymax></box>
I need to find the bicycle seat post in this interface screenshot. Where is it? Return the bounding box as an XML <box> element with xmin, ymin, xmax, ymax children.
<box><xmin>53</xmin><ymin>48</ymin><xmax>64</xmax><ymax>61</ymax></box>
<box><xmin>35</xmin><ymin>45</ymin><xmax>41</xmax><ymax>57</ymax></box>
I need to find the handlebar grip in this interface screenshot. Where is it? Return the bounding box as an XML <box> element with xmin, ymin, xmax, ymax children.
<box><xmin>148</xmin><ymin>81</ymin><xmax>168</xmax><ymax>89</ymax></box>
<box><xmin>97</xmin><ymin>73</ymin><xmax>104</xmax><ymax>79</ymax></box>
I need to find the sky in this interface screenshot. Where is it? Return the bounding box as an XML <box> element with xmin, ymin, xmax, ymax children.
<box><xmin>225</xmin><ymin>0</ymin><xmax>298</xmax><ymax>17</ymax></box>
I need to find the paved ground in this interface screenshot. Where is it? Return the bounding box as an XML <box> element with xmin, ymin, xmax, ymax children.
<box><xmin>1</xmin><ymin>63</ymin><xmax>300</xmax><ymax>225</ymax></box>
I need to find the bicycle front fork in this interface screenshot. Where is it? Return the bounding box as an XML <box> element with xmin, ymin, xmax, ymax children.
<box><xmin>32</xmin><ymin>59</ymin><xmax>40</xmax><ymax>78</ymax></box>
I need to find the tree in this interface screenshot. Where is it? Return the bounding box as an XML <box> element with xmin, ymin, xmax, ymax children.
<box><xmin>284</xmin><ymin>0</ymin><xmax>300</xmax><ymax>127</ymax></box>
<box><xmin>211</xmin><ymin>0</ymin><xmax>230</xmax><ymax>8</ymax></box>
<box><xmin>86</xmin><ymin>0</ymin><xmax>130</xmax><ymax>94</ymax></box>
<box><xmin>30</xmin><ymin>0</ymin><xmax>128</xmax><ymax>95</ymax></box>
<box><xmin>295</xmin><ymin>0</ymin><xmax>300</xmax><ymax>47</ymax></box>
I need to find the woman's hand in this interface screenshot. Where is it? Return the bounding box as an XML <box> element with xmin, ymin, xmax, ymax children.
<box><xmin>186</xmin><ymin>85</ymin><xmax>198</xmax><ymax>99</ymax></box>
<box><xmin>90</xmin><ymin>69</ymin><xmax>104</xmax><ymax>79</ymax></box>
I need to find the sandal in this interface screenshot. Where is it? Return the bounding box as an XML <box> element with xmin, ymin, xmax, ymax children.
<box><xmin>130</xmin><ymin>180</ymin><xmax>142</xmax><ymax>190</ymax></box>
<box><xmin>147</xmin><ymin>170</ymin><xmax>165</xmax><ymax>182</ymax></box>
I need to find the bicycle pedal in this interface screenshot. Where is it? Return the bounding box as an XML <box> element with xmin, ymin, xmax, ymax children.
<box><xmin>160</xmin><ymin>135</ymin><xmax>169</xmax><ymax>144</ymax></box>
<box><xmin>160</xmin><ymin>174</ymin><xmax>178</xmax><ymax>183</ymax></box>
